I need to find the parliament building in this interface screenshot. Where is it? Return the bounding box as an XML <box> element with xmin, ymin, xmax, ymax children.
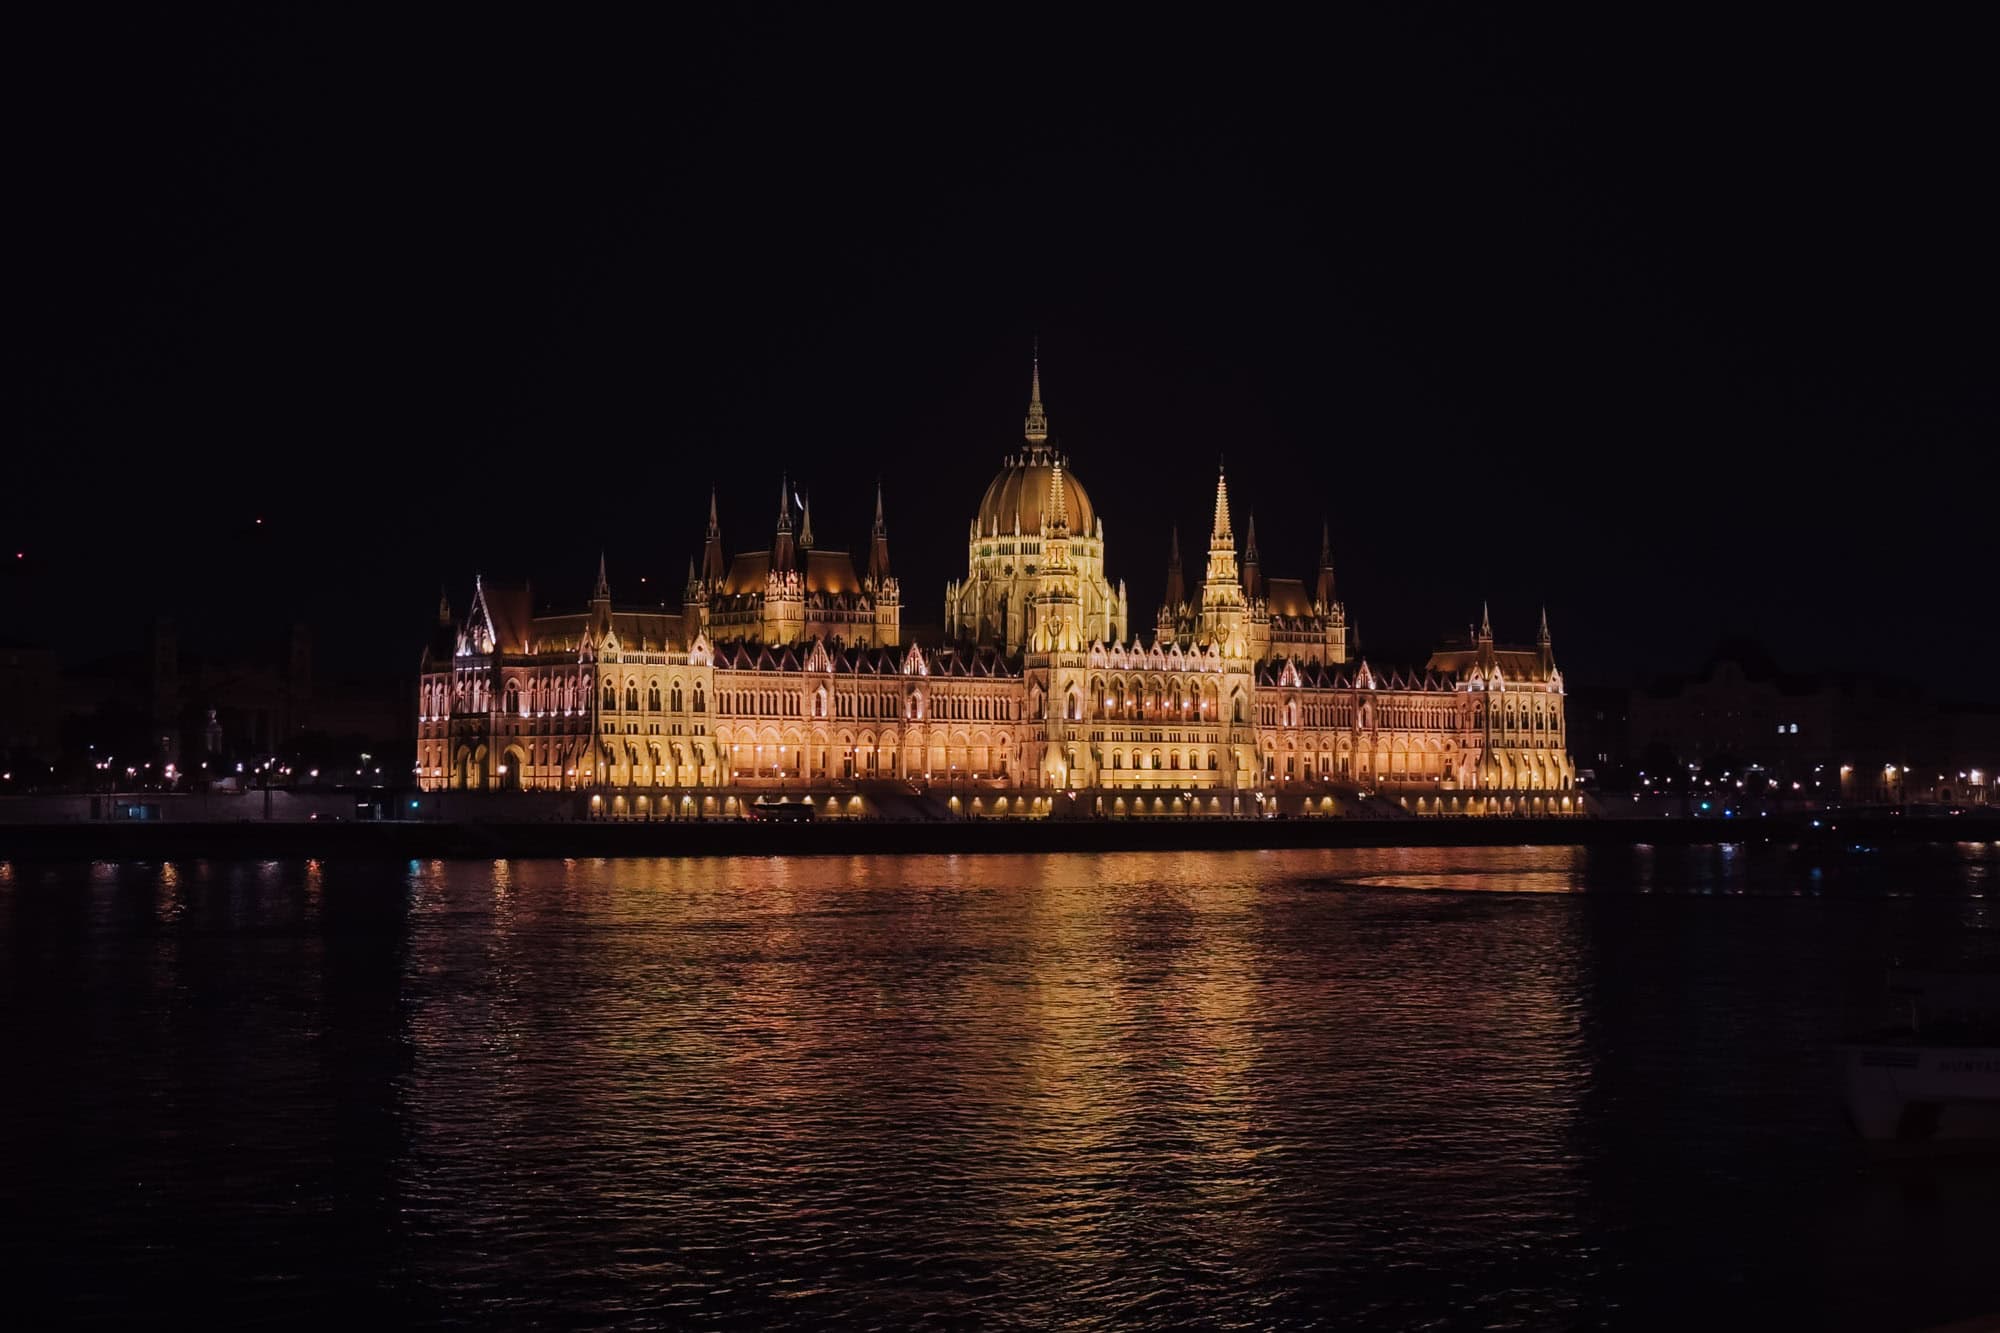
<box><xmin>418</xmin><ymin>360</ymin><xmax>1576</xmax><ymax>817</ymax></box>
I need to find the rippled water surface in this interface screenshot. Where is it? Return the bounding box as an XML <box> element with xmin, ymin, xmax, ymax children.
<box><xmin>3</xmin><ymin>844</ymin><xmax>1998</xmax><ymax>1329</ymax></box>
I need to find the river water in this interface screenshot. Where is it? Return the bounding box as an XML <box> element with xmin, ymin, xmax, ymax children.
<box><xmin>2</xmin><ymin>843</ymin><xmax>1996</xmax><ymax>1329</ymax></box>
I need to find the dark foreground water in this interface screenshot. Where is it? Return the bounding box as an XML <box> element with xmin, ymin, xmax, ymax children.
<box><xmin>3</xmin><ymin>843</ymin><xmax>1997</xmax><ymax>1330</ymax></box>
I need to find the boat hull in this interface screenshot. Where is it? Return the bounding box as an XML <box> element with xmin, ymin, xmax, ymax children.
<box><xmin>1844</xmin><ymin>1043</ymin><xmax>2000</xmax><ymax>1143</ymax></box>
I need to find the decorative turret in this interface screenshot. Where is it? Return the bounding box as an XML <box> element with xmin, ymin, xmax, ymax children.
<box><xmin>762</xmin><ymin>474</ymin><xmax>804</xmax><ymax>644</ymax></box>
<box><xmin>869</xmin><ymin>481</ymin><xmax>900</xmax><ymax>646</ymax></box>
<box><xmin>683</xmin><ymin>544</ymin><xmax>712</xmax><ymax>642</ymax></box>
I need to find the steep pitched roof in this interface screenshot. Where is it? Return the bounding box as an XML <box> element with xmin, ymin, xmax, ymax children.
<box><xmin>1263</xmin><ymin>576</ymin><xmax>1314</xmax><ymax>619</ymax></box>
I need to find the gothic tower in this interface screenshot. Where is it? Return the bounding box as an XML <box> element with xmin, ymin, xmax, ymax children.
<box><xmin>868</xmin><ymin>481</ymin><xmax>901</xmax><ymax>647</ymax></box>
<box><xmin>1197</xmin><ymin>464</ymin><xmax>1249</xmax><ymax>658</ymax></box>
<box><xmin>763</xmin><ymin>475</ymin><xmax>805</xmax><ymax>644</ymax></box>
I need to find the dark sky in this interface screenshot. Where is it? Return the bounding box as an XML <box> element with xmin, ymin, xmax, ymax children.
<box><xmin>14</xmin><ymin>12</ymin><xmax>1996</xmax><ymax>690</ymax></box>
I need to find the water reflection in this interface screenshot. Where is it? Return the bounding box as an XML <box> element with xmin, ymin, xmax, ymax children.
<box><xmin>1</xmin><ymin>843</ymin><xmax>1995</xmax><ymax>1328</ymax></box>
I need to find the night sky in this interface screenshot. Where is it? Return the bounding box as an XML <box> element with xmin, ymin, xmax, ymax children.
<box><xmin>14</xmin><ymin>12</ymin><xmax>1996</xmax><ymax>690</ymax></box>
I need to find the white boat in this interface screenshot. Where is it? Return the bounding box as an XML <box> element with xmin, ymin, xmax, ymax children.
<box><xmin>1844</xmin><ymin>962</ymin><xmax>2000</xmax><ymax>1146</ymax></box>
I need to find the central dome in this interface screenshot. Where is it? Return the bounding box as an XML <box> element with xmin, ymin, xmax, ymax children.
<box><xmin>975</xmin><ymin>447</ymin><xmax>1096</xmax><ymax>538</ymax></box>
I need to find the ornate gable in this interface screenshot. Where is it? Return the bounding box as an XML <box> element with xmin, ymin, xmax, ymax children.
<box><xmin>458</xmin><ymin>577</ymin><xmax>499</xmax><ymax>657</ymax></box>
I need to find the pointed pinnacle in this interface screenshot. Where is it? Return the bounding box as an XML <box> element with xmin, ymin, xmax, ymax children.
<box><xmin>1024</xmin><ymin>340</ymin><xmax>1049</xmax><ymax>444</ymax></box>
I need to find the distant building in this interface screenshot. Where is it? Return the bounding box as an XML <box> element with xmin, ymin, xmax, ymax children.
<box><xmin>1565</xmin><ymin>684</ymin><xmax>1631</xmax><ymax>783</ymax></box>
<box><xmin>1628</xmin><ymin>639</ymin><xmax>1995</xmax><ymax>803</ymax></box>
<box><xmin>0</xmin><ymin>642</ymin><xmax>63</xmax><ymax>763</ymax></box>
<box><xmin>420</xmin><ymin>357</ymin><xmax>1577</xmax><ymax>815</ymax></box>
<box><xmin>48</xmin><ymin>621</ymin><xmax>408</xmax><ymax>783</ymax></box>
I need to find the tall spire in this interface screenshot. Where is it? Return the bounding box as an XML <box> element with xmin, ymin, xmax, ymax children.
<box><xmin>1024</xmin><ymin>339</ymin><xmax>1049</xmax><ymax>447</ymax></box>
<box><xmin>1479</xmin><ymin>600</ymin><xmax>1493</xmax><ymax>641</ymax></box>
<box><xmin>593</xmin><ymin>551</ymin><xmax>610</xmax><ymax>604</ymax></box>
<box><xmin>798</xmin><ymin>488</ymin><xmax>815</xmax><ymax>549</ymax></box>
<box><xmin>1242</xmin><ymin>513</ymin><xmax>1263</xmax><ymax>599</ymax></box>
<box><xmin>868</xmin><ymin>480</ymin><xmax>892</xmax><ymax>584</ymax></box>
<box><xmin>701</xmin><ymin>486</ymin><xmax>726</xmax><ymax>585</ymax></box>
<box><xmin>1164</xmin><ymin>525</ymin><xmax>1186</xmax><ymax>609</ymax></box>
<box><xmin>1538</xmin><ymin>604</ymin><xmax>1550</xmax><ymax>643</ymax></box>
<box><xmin>438</xmin><ymin>585</ymin><xmax>452</xmax><ymax>626</ymax></box>
<box><xmin>1210</xmin><ymin>461</ymin><xmax>1233</xmax><ymax>547</ymax></box>
<box><xmin>1045</xmin><ymin>456</ymin><xmax>1069</xmax><ymax>540</ymax></box>
<box><xmin>1316</xmin><ymin>519</ymin><xmax>1336</xmax><ymax>606</ymax></box>
<box><xmin>770</xmin><ymin>474</ymin><xmax>797</xmax><ymax>574</ymax></box>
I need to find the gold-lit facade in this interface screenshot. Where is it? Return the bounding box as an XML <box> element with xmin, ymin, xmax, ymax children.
<box><xmin>418</xmin><ymin>360</ymin><xmax>1576</xmax><ymax>816</ymax></box>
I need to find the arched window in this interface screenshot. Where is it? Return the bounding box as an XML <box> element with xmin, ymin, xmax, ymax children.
<box><xmin>694</xmin><ymin>684</ymin><xmax>705</xmax><ymax>712</ymax></box>
<box><xmin>647</xmin><ymin>681</ymin><xmax>662</xmax><ymax>711</ymax></box>
<box><xmin>813</xmin><ymin>686</ymin><xmax>827</xmax><ymax>719</ymax></box>
<box><xmin>626</xmin><ymin>681</ymin><xmax>640</xmax><ymax>711</ymax></box>
<box><xmin>1151</xmin><ymin>749</ymin><xmax>1163</xmax><ymax>770</ymax></box>
<box><xmin>1208</xmin><ymin>752</ymin><xmax>1219</xmax><ymax>770</ymax></box>
<box><xmin>1170</xmin><ymin>751</ymin><xmax>1181</xmax><ymax>769</ymax></box>
<box><xmin>670</xmin><ymin>682</ymin><xmax>683</xmax><ymax>712</ymax></box>
<box><xmin>1112</xmin><ymin>750</ymin><xmax>1123</xmax><ymax>769</ymax></box>
<box><xmin>603</xmin><ymin>678</ymin><xmax>617</xmax><ymax>710</ymax></box>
